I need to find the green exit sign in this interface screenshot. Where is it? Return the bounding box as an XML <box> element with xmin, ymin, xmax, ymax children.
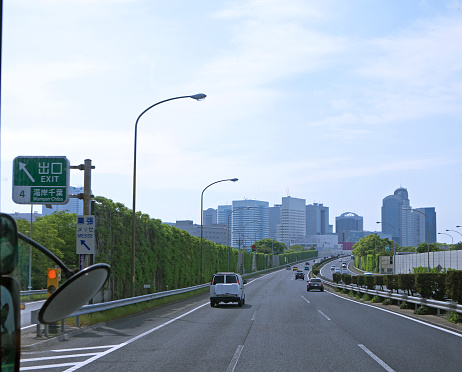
<box><xmin>12</xmin><ymin>156</ymin><xmax>70</xmax><ymax>205</ymax></box>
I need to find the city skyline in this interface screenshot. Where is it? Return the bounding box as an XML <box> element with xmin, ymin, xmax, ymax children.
<box><xmin>1</xmin><ymin>1</ymin><xmax>461</xmax><ymax>245</ymax></box>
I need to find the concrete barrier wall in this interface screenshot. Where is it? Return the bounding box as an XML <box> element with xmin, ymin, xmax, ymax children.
<box><xmin>395</xmin><ymin>250</ymin><xmax>462</xmax><ymax>273</ymax></box>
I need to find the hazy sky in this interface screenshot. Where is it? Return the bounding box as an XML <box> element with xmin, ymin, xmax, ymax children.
<box><xmin>1</xmin><ymin>0</ymin><xmax>461</xmax><ymax>244</ymax></box>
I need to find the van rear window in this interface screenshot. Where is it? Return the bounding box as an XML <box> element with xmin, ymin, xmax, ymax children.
<box><xmin>212</xmin><ymin>275</ymin><xmax>225</xmax><ymax>284</ymax></box>
<box><xmin>226</xmin><ymin>275</ymin><xmax>237</xmax><ymax>283</ymax></box>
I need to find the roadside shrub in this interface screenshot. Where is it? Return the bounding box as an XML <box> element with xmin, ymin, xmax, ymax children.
<box><xmin>365</xmin><ymin>275</ymin><xmax>375</xmax><ymax>290</ymax></box>
<box><xmin>430</xmin><ymin>273</ymin><xmax>446</xmax><ymax>301</ymax></box>
<box><xmin>374</xmin><ymin>275</ymin><xmax>384</xmax><ymax>291</ymax></box>
<box><xmin>355</xmin><ymin>292</ymin><xmax>362</xmax><ymax>300</ymax></box>
<box><xmin>357</xmin><ymin>275</ymin><xmax>365</xmax><ymax>287</ymax></box>
<box><xmin>384</xmin><ymin>275</ymin><xmax>398</xmax><ymax>293</ymax></box>
<box><xmin>400</xmin><ymin>301</ymin><xmax>411</xmax><ymax>309</ymax></box>
<box><xmin>446</xmin><ymin>271</ymin><xmax>462</xmax><ymax>304</ymax></box>
<box><xmin>371</xmin><ymin>296</ymin><xmax>382</xmax><ymax>303</ymax></box>
<box><xmin>312</xmin><ymin>268</ymin><xmax>320</xmax><ymax>276</ymax></box>
<box><xmin>332</xmin><ymin>273</ymin><xmax>341</xmax><ymax>284</ymax></box>
<box><xmin>414</xmin><ymin>306</ymin><xmax>430</xmax><ymax>315</ymax></box>
<box><xmin>398</xmin><ymin>274</ymin><xmax>415</xmax><ymax>295</ymax></box>
<box><xmin>448</xmin><ymin>312</ymin><xmax>462</xmax><ymax>324</ymax></box>
<box><xmin>382</xmin><ymin>298</ymin><xmax>393</xmax><ymax>305</ymax></box>
<box><xmin>415</xmin><ymin>274</ymin><xmax>433</xmax><ymax>299</ymax></box>
<box><xmin>362</xmin><ymin>294</ymin><xmax>371</xmax><ymax>301</ymax></box>
<box><xmin>334</xmin><ymin>287</ymin><xmax>340</xmax><ymax>292</ymax></box>
<box><xmin>351</xmin><ymin>275</ymin><xmax>357</xmax><ymax>285</ymax></box>
<box><xmin>348</xmin><ymin>290</ymin><xmax>355</xmax><ymax>297</ymax></box>
<box><xmin>342</xmin><ymin>274</ymin><xmax>352</xmax><ymax>285</ymax></box>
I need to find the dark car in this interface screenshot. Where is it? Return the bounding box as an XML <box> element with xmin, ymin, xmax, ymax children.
<box><xmin>307</xmin><ymin>278</ymin><xmax>324</xmax><ymax>291</ymax></box>
<box><xmin>295</xmin><ymin>270</ymin><xmax>305</xmax><ymax>280</ymax></box>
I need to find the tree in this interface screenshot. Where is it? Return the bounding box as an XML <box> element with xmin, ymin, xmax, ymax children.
<box><xmin>416</xmin><ymin>242</ymin><xmax>441</xmax><ymax>253</ymax></box>
<box><xmin>255</xmin><ymin>239</ymin><xmax>286</xmax><ymax>254</ymax></box>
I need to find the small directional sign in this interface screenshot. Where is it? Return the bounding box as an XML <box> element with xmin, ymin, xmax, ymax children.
<box><xmin>76</xmin><ymin>215</ymin><xmax>95</xmax><ymax>254</ymax></box>
<box><xmin>12</xmin><ymin>156</ymin><xmax>70</xmax><ymax>204</ymax></box>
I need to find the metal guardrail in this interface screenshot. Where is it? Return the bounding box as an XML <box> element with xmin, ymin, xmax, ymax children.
<box><xmin>324</xmin><ymin>280</ymin><xmax>462</xmax><ymax>314</ymax></box>
<box><xmin>20</xmin><ymin>289</ymin><xmax>47</xmax><ymax>296</ymax></box>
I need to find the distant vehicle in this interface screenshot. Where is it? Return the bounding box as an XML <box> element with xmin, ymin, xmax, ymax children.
<box><xmin>364</xmin><ymin>272</ymin><xmax>373</xmax><ymax>276</ymax></box>
<box><xmin>304</xmin><ymin>266</ymin><xmax>310</xmax><ymax>271</ymax></box>
<box><xmin>305</xmin><ymin>262</ymin><xmax>310</xmax><ymax>265</ymax></box>
<box><xmin>210</xmin><ymin>272</ymin><xmax>246</xmax><ymax>307</ymax></box>
<box><xmin>307</xmin><ymin>278</ymin><xmax>324</xmax><ymax>291</ymax></box>
<box><xmin>334</xmin><ymin>268</ymin><xmax>340</xmax><ymax>274</ymax></box>
<box><xmin>341</xmin><ymin>263</ymin><xmax>347</xmax><ymax>268</ymax></box>
<box><xmin>295</xmin><ymin>271</ymin><xmax>305</xmax><ymax>280</ymax></box>
<box><xmin>286</xmin><ymin>264</ymin><xmax>291</xmax><ymax>270</ymax></box>
<box><xmin>351</xmin><ymin>255</ymin><xmax>354</xmax><ymax>259</ymax></box>
<box><xmin>341</xmin><ymin>269</ymin><xmax>349</xmax><ymax>275</ymax></box>
<box><xmin>339</xmin><ymin>259</ymin><xmax>343</xmax><ymax>263</ymax></box>
<box><xmin>331</xmin><ymin>265</ymin><xmax>336</xmax><ymax>270</ymax></box>
<box><xmin>292</xmin><ymin>266</ymin><xmax>298</xmax><ymax>271</ymax></box>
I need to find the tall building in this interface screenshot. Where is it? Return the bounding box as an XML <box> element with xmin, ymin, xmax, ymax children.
<box><xmin>231</xmin><ymin>200</ymin><xmax>269</xmax><ymax>248</ymax></box>
<box><xmin>276</xmin><ymin>196</ymin><xmax>306</xmax><ymax>246</ymax></box>
<box><xmin>268</xmin><ymin>204</ymin><xmax>281</xmax><ymax>240</ymax></box>
<box><xmin>306</xmin><ymin>203</ymin><xmax>331</xmax><ymax>235</ymax></box>
<box><xmin>203</xmin><ymin>208</ymin><xmax>217</xmax><ymax>226</ymax></box>
<box><xmin>414</xmin><ymin>207</ymin><xmax>436</xmax><ymax>244</ymax></box>
<box><xmin>42</xmin><ymin>186</ymin><xmax>85</xmax><ymax>216</ymax></box>
<box><xmin>336</xmin><ymin>212</ymin><xmax>363</xmax><ymax>242</ymax></box>
<box><xmin>217</xmin><ymin>205</ymin><xmax>233</xmax><ymax>226</ymax></box>
<box><xmin>381</xmin><ymin>187</ymin><xmax>413</xmax><ymax>246</ymax></box>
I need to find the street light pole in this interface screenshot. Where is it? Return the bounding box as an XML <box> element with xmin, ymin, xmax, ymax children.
<box><xmin>377</xmin><ymin>221</ymin><xmax>396</xmax><ymax>274</ymax></box>
<box><xmin>438</xmin><ymin>232</ymin><xmax>453</xmax><ymax>269</ymax></box>
<box><xmin>131</xmin><ymin>93</ymin><xmax>206</xmax><ymax>297</ymax></box>
<box><xmin>200</xmin><ymin>178</ymin><xmax>238</xmax><ymax>283</ymax></box>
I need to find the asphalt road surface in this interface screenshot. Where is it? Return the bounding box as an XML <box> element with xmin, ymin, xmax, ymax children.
<box><xmin>21</xmin><ymin>269</ymin><xmax>462</xmax><ymax>371</ymax></box>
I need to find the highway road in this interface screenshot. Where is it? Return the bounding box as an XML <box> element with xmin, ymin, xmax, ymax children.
<box><xmin>21</xmin><ymin>268</ymin><xmax>462</xmax><ymax>371</ymax></box>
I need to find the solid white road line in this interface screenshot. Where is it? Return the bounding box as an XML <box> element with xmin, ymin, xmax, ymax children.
<box><xmin>358</xmin><ymin>344</ymin><xmax>395</xmax><ymax>372</ymax></box>
<box><xmin>327</xmin><ymin>291</ymin><xmax>462</xmax><ymax>338</ymax></box>
<box><xmin>226</xmin><ymin>345</ymin><xmax>244</xmax><ymax>372</ymax></box>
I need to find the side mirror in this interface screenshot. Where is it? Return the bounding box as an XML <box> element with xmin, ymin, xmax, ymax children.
<box><xmin>243</xmin><ymin>279</ymin><xmax>247</xmax><ymax>285</ymax></box>
<box><xmin>1</xmin><ymin>213</ymin><xmax>20</xmax><ymax>371</ymax></box>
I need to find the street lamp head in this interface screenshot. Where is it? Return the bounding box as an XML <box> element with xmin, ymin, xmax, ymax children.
<box><xmin>230</xmin><ymin>178</ymin><xmax>239</xmax><ymax>182</ymax></box>
<box><xmin>190</xmin><ymin>93</ymin><xmax>207</xmax><ymax>101</ymax></box>
<box><xmin>376</xmin><ymin>221</ymin><xmax>381</xmax><ymax>224</ymax></box>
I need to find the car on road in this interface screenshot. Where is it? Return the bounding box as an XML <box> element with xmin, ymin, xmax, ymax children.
<box><xmin>286</xmin><ymin>264</ymin><xmax>291</xmax><ymax>270</ymax></box>
<box><xmin>341</xmin><ymin>269</ymin><xmax>349</xmax><ymax>275</ymax></box>
<box><xmin>364</xmin><ymin>272</ymin><xmax>373</xmax><ymax>276</ymax></box>
<box><xmin>307</xmin><ymin>278</ymin><xmax>324</xmax><ymax>291</ymax></box>
<box><xmin>295</xmin><ymin>270</ymin><xmax>305</xmax><ymax>280</ymax></box>
<box><xmin>210</xmin><ymin>272</ymin><xmax>246</xmax><ymax>307</ymax></box>
<box><xmin>331</xmin><ymin>265</ymin><xmax>336</xmax><ymax>270</ymax></box>
<box><xmin>304</xmin><ymin>266</ymin><xmax>310</xmax><ymax>271</ymax></box>
<box><xmin>342</xmin><ymin>263</ymin><xmax>347</xmax><ymax>268</ymax></box>
<box><xmin>292</xmin><ymin>266</ymin><xmax>298</xmax><ymax>271</ymax></box>
<box><xmin>334</xmin><ymin>268</ymin><xmax>340</xmax><ymax>274</ymax></box>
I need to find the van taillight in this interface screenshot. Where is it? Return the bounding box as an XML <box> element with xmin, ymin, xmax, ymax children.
<box><xmin>210</xmin><ymin>278</ymin><xmax>214</xmax><ymax>285</ymax></box>
<box><xmin>237</xmin><ymin>277</ymin><xmax>240</xmax><ymax>285</ymax></box>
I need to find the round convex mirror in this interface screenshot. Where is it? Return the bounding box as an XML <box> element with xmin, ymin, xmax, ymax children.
<box><xmin>39</xmin><ymin>263</ymin><xmax>110</xmax><ymax>324</ymax></box>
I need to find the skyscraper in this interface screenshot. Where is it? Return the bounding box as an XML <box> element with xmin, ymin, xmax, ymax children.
<box><xmin>231</xmin><ymin>200</ymin><xmax>269</xmax><ymax>248</ymax></box>
<box><xmin>336</xmin><ymin>212</ymin><xmax>363</xmax><ymax>242</ymax></box>
<box><xmin>276</xmin><ymin>196</ymin><xmax>306</xmax><ymax>246</ymax></box>
<box><xmin>414</xmin><ymin>207</ymin><xmax>437</xmax><ymax>244</ymax></box>
<box><xmin>203</xmin><ymin>208</ymin><xmax>217</xmax><ymax>225</ymax></box>
<box><xmin>217</xmin><ymin>205</ymin><xmax>233</xmax><ymax>226</ymax></box>
<box><xmin>381</xmin><ymin>187</ymin><xmax>412</xmax><ymax>246</ymax></box>
<box><xmin>306</xmin><ymin>203</ymin><xmax>330</xmax><ymax>235</ymax></box>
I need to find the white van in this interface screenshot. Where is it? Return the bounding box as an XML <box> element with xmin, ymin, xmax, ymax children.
<box><xmin>210</xmin><ymin>272</ymin><xmax>246</xmax><ymax>307</ymax></box>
